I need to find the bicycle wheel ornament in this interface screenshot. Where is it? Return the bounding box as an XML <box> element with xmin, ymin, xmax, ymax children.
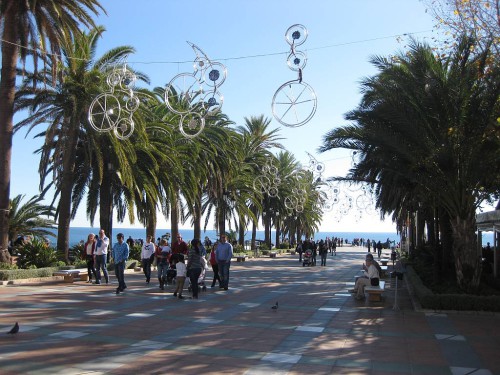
<box><xmin>285</xmin><ymin>24</ymin><xmax>308</xmax><ymax>46</ymax></box>
<box><xmin>89</xmin><ymin>93</ymin><xmax>121</xmax><ymax>132</ymax></box>
<box><xmin>287</xmin><ymin>51</ymin><xmax>307</xmax><ymax>71</ymax></box>
<box><xmin>272</xmin><ymin>80</ymin><xmax>317</xmax><ymax>127</ymax></box>
<box><xmin>165</xmin><ymin>73</ymin><xmax>204</xmax><ymax>115</ymax></box>
<box><xmin>113</xmin><ymin>118</ymin><xmax>135</xmax><ymax>140</ymax></box>
<box><xmin>179</xmin><ymin>112</ymin><xmax>205</xmax><ymax>139</ymax></box>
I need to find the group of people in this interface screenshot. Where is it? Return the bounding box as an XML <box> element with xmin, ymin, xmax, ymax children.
<box><xmin>295</xmin><ymin>238</ymin><xmax>338</xmax><ymax>266</ymax></box>
<box><xmin>82</xmin><ymin>230</ymin><xmax>234</xmax><ymax>298</ymax></box>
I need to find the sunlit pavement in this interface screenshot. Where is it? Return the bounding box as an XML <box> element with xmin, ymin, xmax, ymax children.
<box><xmin>0</xmin><ymin>246</ymin><xmax>499</xmax><ymax>375</ymax></box>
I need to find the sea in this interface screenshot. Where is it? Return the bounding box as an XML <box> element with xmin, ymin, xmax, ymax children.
<box><xmin>47</xmin><ymin>227</ymin><xmax>494</xmax><ymax>247</ymax></box>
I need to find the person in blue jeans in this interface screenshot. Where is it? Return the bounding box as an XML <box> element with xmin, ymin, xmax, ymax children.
<box><xmin>112</xmin><ymin>233</ymin><xmax>129</xmax><ymax>294</ymax></box>
<box><xmin>215</xmin><ymin>234</ymin><xmax>233</xmax><ymax>290</ymax></box>
<box><xmin>94</xmin><ymin>229</ymin><xmax>109</xmax><ymax>284</ymax></box>
<box><xmin>141</xmin><ymin>235</ymin><xmax>156</xmax><ymax>284</ymax></box>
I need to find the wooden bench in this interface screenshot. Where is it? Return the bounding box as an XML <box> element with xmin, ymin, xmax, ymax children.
<box><xmin>236</xmin><ymin>256</ymin><xmax>248</xmax><ymax>262</ymax></box>
<box><xmin>270</xmin><ymin>252</ymin><xmax>277</xmax><ymax>258</ymax></box>
<box><xmin>53</xmin><ymin>270</ymin><xmax>87</xmax><ymax>283</ymax></box>
<box><xmin>365</xmin><ymin>280</ymin><xmax>386</xmax><ymax>302</ymax></box>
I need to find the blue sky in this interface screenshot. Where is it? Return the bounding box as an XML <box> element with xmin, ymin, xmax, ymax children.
<box><xmin>12</xmin><ymin>0</ymin><xmax>441</xmax><ymax>232</ymax></box>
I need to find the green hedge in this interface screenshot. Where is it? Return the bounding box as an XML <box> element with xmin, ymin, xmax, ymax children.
<box><xmin>0</xmin><ymin>267</ymin><xmax>59</xmax><ymax>281</ymax></box>
<box><xmin>407</xmin><ymin>266</ymin><xmax>500</xmax><ymax>312</ymax></box>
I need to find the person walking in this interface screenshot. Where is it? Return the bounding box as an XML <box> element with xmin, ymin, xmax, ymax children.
<box><xmin>216</xmin><ymin>234</ymin><xmax>233</xmax><ymax>290</ymax></box>
<box><xmin>112</xmin><ymin>233</ymin><xmax>129</xmax><ymax>294</ymax></box>
<box><xmin>209</xmin><ymin>241</ymin><xmax>222</xmax><ymax>288</ymax></box>
<box><xmin>187</xmin><ymin>239</ymin><xmax>203</xmax><ymax>299</ymax></box>
<box><xmin>376</xmin><ymin>240</ymin><xmax>383</xmax><ymax>259</ymax></box>
<box><xmin>141</xmin><ymin>235</ymin><xmax>156</xmax><ymax>284</ymax></box>
<box><xmin>156</xmin><ymin>239</ymin><xmax>171</xmax><ymax>290</ymax></box>
<box><xmin>319</xmin><ymin>239</ymin><xmax>328</xmax><ymax>266</ymax></box>
<box><xmin>172</xmin><ymin>255</ymin><xmax>186</xmax><ymax>299</ymax></box>
<box><xmin>94</xmin><ymin>229</ymin><xmax>110</xmax><ymax>284</ymax></box>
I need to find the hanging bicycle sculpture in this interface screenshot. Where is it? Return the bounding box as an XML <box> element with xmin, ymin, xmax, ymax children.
<box><xmin>252</xmin><ymin>157</ymin><xmax>281</xmax><ymax>198</ymax></box>
<box><xmin>164</xmin><ymin>42</ymin><xmax>227</xmax><ymax>139</ymax></box>
<box><xmin>272</xmin><ymin>24</ymin><xmax>317</xmax><ymax>127</ymax></box>
<box><xmin>88</xmin><ymin>61</ymin><xmax>139</xmax><ymax>140</ymax></box>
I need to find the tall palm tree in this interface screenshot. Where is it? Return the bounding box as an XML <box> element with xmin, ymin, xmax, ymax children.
<box><xmin>0</xmin><ymin>0</ymin><xmax>104</xmax><ymax>264</ymax></box>
<box><xmin>15</xmin><ymin>27</ymin><xmax>144</xmax><ymax>260</ymax></box>
<box><xmin>320</xmin><ymin>36</ymin><xmax>500</xmax><ymax>291</ymax></box>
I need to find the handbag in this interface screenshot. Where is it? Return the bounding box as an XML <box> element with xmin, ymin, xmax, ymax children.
<box><xmin>370</xmin><ymin>277</ymin><xmax>380</xmax><ymax>286</ymax></box>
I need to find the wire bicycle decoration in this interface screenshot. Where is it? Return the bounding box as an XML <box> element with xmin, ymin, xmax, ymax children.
<box><xmin>88</xmin><ymin>60</ymin><xmax>139</xmax><ymax>140</ymax></box>
<box><xmin>272</xmin><ymin>24</ymin><xmax>317</xmax><ymax>128</ymax></box>
<box><xmin>164</xmin><ymin>42</ymin><xmax>227</xmax><ymax>139</ymax></box>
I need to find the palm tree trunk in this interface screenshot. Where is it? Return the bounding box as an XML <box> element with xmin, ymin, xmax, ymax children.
<box><xmin>450</xmin><ymin>213</ymin><xmax>481</xmax><ymax>292</ymax></box>
<box><xmin>193</xmin><ymin>190</ymin><xmax>202</xmax><ymax>240</ymax></box>
<box><xmin>56</xmin><ymin>121</ymin><xmax>79</xmax><ymax>262</ymax></box>
<box><xmin>237</xmin><ymin>215</ymin><xmax>245</xmax><ymax>246</ymax></box>
<box><xmin>0</xmin><ymin>5</ymin><xmax>18</xmax><ymax>264</ymax></box>
<box><xmin>170</xmin><ymin>193</ymin><xmax>179</xmax><ymax>238</ymax></box>
<box><xmin>99</xmin><ymin>161</ymin><xmax>115</xmax><ymax>259</ymax></box>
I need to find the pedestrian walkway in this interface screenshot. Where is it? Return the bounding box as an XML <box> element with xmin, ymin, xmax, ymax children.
<box><xmin>0</xmin><ymin>246</ymin><xmax>498</xmax><ymax>374</ymax></box>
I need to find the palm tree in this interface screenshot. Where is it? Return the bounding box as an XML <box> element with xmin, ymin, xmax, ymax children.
<box><xmin>8</xmin><ymin>194</ymin><xmax>56</xmax><ymax>246</ymax></box>
<box><xmin>0</xmin><ymin>0</ymin><xmax>104</xmax><ymax>264</ymax></box>
<box><xmin>15</xmin><ymin>27</ymin><xmax>144</xmax><ymax>261</ymax></box>
<box><xmin>320</xmin><ymin>36</ymin><xmax>500</xmax><ymax>291</ymax></box>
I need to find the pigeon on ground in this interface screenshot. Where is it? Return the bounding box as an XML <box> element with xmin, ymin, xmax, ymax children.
<box><xmin>7</xmin><ymin>322</ymin><xmax>19</xmax><ymax>334</ymax></box>
<box><xmin>271</xmin><ymin>301</ymin><xmax>279</xmax><ymax>310</ymax></box>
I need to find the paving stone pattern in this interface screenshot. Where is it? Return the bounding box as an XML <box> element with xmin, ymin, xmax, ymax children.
<box><xmin>0</xmin><ymin>247</ymin><xmax>499</xmax><ymax>374</ymax></box>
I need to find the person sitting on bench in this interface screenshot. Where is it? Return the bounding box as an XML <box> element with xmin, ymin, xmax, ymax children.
<box><xmin>349</xmin><ymin>253</ymin><xmax>380</xmax><ymax>300</ymax></box>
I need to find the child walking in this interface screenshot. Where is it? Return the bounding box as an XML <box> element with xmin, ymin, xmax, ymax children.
<box><xmin>173</xmin><ymin>254</ymin><xmax>186</xmax><ymax>299</ymax></box>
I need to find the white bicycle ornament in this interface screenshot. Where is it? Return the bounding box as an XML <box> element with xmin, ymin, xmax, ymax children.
<box><xmin>163</xmin><ymin>42</ymin><xmax>227</xmax><ymax>139</ymax></box>
<box><xmin>88</xmin><ymin>61</ymin><xmax>139</xmax><ymax>140</ymax></box>
<box><xmin>272</xmin><ymin>24</ymin><xmax>317</xmax><ymax>128</ymax></box>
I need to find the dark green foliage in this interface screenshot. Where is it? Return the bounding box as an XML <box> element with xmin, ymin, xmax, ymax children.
<box><xmin>0</xmin><ymin>267</ymin><xmax>59</xmax><ymax>281</ymax></box>
<box><xmin>16</xmin><ymin>238</ymin><xmax>59</xmax><ymax>268</ymax></box>
<box><xmin>129</xmin><ymin>244</ymin><xmax>142</xmax><ymax>261</ymax></box>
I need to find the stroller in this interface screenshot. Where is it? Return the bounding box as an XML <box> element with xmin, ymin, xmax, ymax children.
<box><xmin>302</xmin><ymin>249</ymin><xmax>313</xmax><ymax>267</ymax></box>
<box><xmin>187</xmin><ymin>256</ymin><xmax>208</xmax><ymax>292</ymax></box>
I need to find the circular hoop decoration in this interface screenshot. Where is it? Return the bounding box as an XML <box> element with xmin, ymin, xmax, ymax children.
<box><xmin>164</xmin><ymin>73</ymin><xmax>204</xmax><ymax>115</ymax></box>
<box><xmin>179</xmin><ymin>112</ymin><xmax>205</xmax><ymax>139</ymax></box>
<box><xmin>272</xmin><ymin>80</ymin><xmax>317</xmax><ymax>127</ymax></box>
<box><xmin>268</xmin><ymin>186</ymin><xmax>279</xmax><ymax>198</ymax></box>
<box><xmin>202</xmin><ymin>90</ymin><xmax>224</xmax><ymax>115</ymax></box>
<box><xmin>356</xmin><ymin>194</ymin><xmax>372</xmax><ymax>210</ymax></box>
<box><xmin>203</xmin><ymin>62</ymin><xmax>227</xmax><ymax>87</ymax></box>
<box><xmin>119</xmin><ymin>70</ymin><xmax>137</xmax><ymax>90</ymax></box>
<box><xmin>315</xmin><ymin>162</ymin><xmax>325</xmax><ymax>173</ymax></box>
<box><xmin>113</xmin><ymin>118</ymin><xmax>135</xmax><ymax>140</ymax></box>
<box><xmin>125</xmin><ymin>95</ymin><xmax>140</xmax><ymax>112</ymax></box>
<box><xmin>88</xmin><ymin>93</ymin><xmax>121</xmax><ymax>132</ymax></box>
<box><xmin>284</xmin><ymin>196</ymin><xmax>297</xmax><ymax>210</ymax></box>
<box><xmin>107</xmin><ymin>72</ymin><xmax>122</xmax><ymax>89</ymax></box>
<box><xmin>286</xmin><ymin>51</ymin><xmax>307</xmax><ymax>71</ymax></box>
<box><xmin>285</xmin><ymin>24</ymin><xmax>308</xmax><ymax>46</ymax></box>
<box><xmin>253</xmin><ymin>175</ymin><xmax>271</xmax><ymax>194</ymax></box>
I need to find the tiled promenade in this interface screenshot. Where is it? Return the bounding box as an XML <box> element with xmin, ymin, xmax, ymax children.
<box><xmin>0</xmin><ymin>246</ymin><xmax>499</xmax><ymax>375</ymax></box>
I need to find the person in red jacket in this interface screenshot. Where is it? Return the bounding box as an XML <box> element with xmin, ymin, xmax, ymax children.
<box><xmin>171</xmin><ymin>233</ymin><xmax>188</xmax><ymax>256</ymax></box>
<box><xmin>83</xmin><ymin>233</ymin><xmax>97</xmax><ymax>283</ymax></box>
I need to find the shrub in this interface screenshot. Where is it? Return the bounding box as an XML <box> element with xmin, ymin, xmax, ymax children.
<box><xmin>233</xmin><ymin>244</ymin><xmax>244</xmax><ymax>253</ymax></box>
<box><xmin>279</xmin><ymin>242</ymin><xmax>289</xmax><ymax>249</ymax></box>
<box><xmin>69</xmin><ymin>243</ymin><xmax>84</xmax><ymax>263</ymax></box>
<box><xmin>0</xmin><ymin>262</ymin><xmax>18</xmax><ymax>270</ymax></box>
<box><xmin>129</xmin><ymin>244</ymin><xmax>142</xmax><ymax>261</ymax></box>
<box><xmin>0</xmin><ymin>267</ymin><xmax>59</xmax><ymax>281</ymax></box>
<box><xmin>16</xmin><ymin>238</ymin><xmax>59</xmax><ymax>268</ymax></box>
